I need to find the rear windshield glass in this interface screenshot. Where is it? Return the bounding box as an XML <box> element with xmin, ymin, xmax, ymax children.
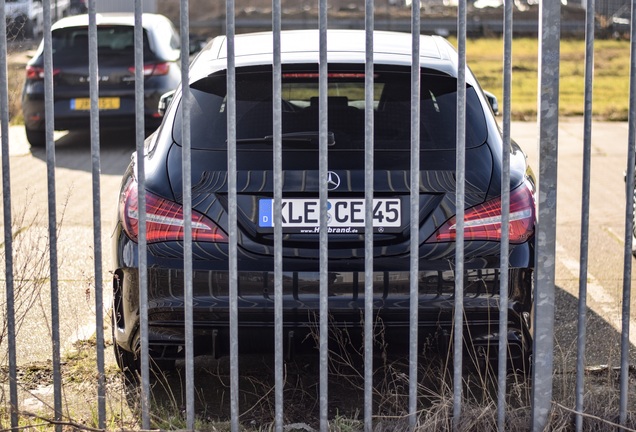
<box><xmin>174</xmin><ymin>66</ymin><xmax>488</xmax><ymax>151</ymax></box>
<box><xmin>50</xmin><ymin>26</ymin><xmax>155</xmax><ymax>65</ymax></box>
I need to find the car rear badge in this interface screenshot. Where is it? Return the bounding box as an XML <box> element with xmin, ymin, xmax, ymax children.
<box><xmin>327</xmin><ymin>171</ymin><xmax>340</xmax><ymax>190</ymax></box>
<box><xmin>79</xmin><ymin>75</ymin><xmax>110</xmax><ymax>83</ymax></box>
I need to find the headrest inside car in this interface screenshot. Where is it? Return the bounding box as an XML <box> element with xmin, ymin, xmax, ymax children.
<box><xmin>309</xmin><ymin>96</ymin><xmax>348</xmax><ymax>110</ymax></box>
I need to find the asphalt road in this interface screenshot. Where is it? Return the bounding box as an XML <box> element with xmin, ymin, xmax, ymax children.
<box><xmin>513</xmin><ymin>118</ymin><xmax>636</xmax><ymax>369</ymax></box>
<box><xmin>1</xmin><ymin>119</ymin><xmax>634</xmax><ymax>370</ymax></box>
<box><xmin>2</xmin><ymin>127</ymin><xmax>133</xmax><ymax>366</ymax></box>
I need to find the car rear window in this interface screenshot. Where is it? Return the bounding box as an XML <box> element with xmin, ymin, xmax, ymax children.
<box><xmin>50</xmin><ymin>25</ymin><xmax>156</xmax><ymax>65</ymax></box>
<box><xmin>174</xmin><ymin>66</ymin><xmax>488</xmax><ymax>151</ymax></box>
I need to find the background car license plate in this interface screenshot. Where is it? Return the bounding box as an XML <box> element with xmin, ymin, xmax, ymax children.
<box><xmin>71</xmin><ymin>97</ymin><xmax>120</xmax><ymax>110</ymax></box>
<box><xmin>259</xmin><ymin>198</ymin><xmax>401</xmax><ymax>233</ymax></box>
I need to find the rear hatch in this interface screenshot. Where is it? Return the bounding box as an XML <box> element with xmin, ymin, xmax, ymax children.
<box><xmin>167</xmin><ymin>65</ymin><xmax>493</xmax><ymax>256</ymax></box>
<box><xmin>34</xmin><ymin>25</ymin><xmax>160</xmax><ymax>100</ymax></box>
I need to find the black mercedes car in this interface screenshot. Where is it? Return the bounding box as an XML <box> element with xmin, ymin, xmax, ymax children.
<box><xmin>21</xmin><ymin>13</ymin><xmax>182</xmax><ymax>147</ymax></box>
<box><xmin>112</xmin><ymin>30</ymin><xmax>536</xmax><ymax>374</ymax></box>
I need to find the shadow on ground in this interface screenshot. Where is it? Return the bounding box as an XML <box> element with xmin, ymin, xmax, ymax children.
<box><xmin>29</xmin><ymin>129</ymin><xmax>136</xmax><ymax>176</ymax></box>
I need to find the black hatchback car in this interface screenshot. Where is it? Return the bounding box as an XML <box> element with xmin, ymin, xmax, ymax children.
<box><xmin>21</xmin><ymin>13</ymin><xmax>181</xmax><ymax>147</ymax></box>
<box><xmin>112</xmin><ymin>30</ymin><xmax>536</xmax><ymax>374</ymax></box>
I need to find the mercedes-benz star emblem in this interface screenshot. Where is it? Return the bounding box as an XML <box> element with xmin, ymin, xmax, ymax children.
<box><xmin>327</xmin><ymin>171</ymin><xmax>341</xmax><ymax>190</ymax></box>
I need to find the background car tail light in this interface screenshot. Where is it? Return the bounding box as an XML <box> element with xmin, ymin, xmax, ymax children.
<box><xmin>120</xmin><ymin>179</ymin><xmax>228</xmax><ymax>243</ymax></box>
<box><xmin>128</xmin><ymin>62</ymin><xmax>170</xmax><ymax>77</ymax></box>
<box><xmin>427</xmin><ymin>184</ymin><xmax>535</xmax><ymax>244</ymax></box>
<box><xmin>26</xmin><ymin>66</ymin><xmax>60</xmax><ymax>80</ymax></box>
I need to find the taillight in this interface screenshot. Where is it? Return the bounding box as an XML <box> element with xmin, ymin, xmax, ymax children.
<box><xmin>120</xmin><ymin>179</ymin><xmax>228</xmax><ymax>243</ymax></box>
<box><xmin>128</xmin><ymin>62</ymin><xmax>170</xmax><ymax>77</ymax></box>
<box><xmin>26</xmin><ymin>66</ymin><xmax>60</xmax><ymax>80</ymax></box>
<box><xmin>426</xmin><ymin>184</ymin><xmax>535</xmax><ymax>244</ymax></box>
<box><xmin>282</xmin><ymin>73</ymin><xmax>372</xmax><ymax>79</ymax></box>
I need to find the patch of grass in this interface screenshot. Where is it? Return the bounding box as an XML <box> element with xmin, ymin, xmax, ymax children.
<box><xmin>6</xmin><ymin>47</ymin><xmax>28</xmax><ymax>125</ymax></box>
<box><xmin>2</xmin><ymin>326</ymin><xmax>635</xmax><ymax>431</ymax></box>
<box><xmin>448</xmin><ymin>37</ymin><xmax>632</xmax><ymax>120</ymax></box>
<box><xmin>7</xmin><ymin>65</ymin><xmax>25</xmax><ymax>125</ymax></box>
<box><xmin>1</xmin><ymin>336</ymin><xmax>138</xmax><ymax>431</ymax></box>
<box><xmin>4</xmin><ymin>37</ymin><xmax>633</xmax><ymax>125</ymax></box>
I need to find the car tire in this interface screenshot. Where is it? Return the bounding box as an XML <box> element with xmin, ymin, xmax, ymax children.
<box><xmin>113</xmin><ymin>339</ymin><xmax>140</xmax><ymax>382</ymax></box>
<box><xmin>112</xmin><ymin>322</ymin><xmax>176</xmax><ymax>380</ymax></box>
<box><xmin>25</xmin><ymin>126</ymin><xmax>46</xmax><ymax>148</ymax></box>
<box><xmin>113</xmin><ymin>343</ymin><xmax>177</xmax><ymax>380</ymax></box>
<box><xmin>150</xmin><ymin>357</ymin><xmax>176</xmax><ymax>374</ymax></box>
<box><xmin>111</xmin><ymin>321</ymin><xmax>140</xmax><ymax>382</ymax></box>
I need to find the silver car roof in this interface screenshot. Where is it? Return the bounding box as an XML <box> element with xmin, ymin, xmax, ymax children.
<box><xmin>189</xmin><ymin>29</ymin><xmax>463</xmax><ymax>83</ymax></box>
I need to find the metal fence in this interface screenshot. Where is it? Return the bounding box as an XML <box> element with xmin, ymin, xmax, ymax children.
<box><xmin>0</xmin><ymin>0</ymin><xmax>635</xmax><ymax>431</ymax></box>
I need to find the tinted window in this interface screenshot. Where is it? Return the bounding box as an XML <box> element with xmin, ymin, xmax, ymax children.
<box><xmin>174</xmin><ymin>67</ymin><xmax>488</xmax><ymax>151</ymax></box>
<box><xmin>50</xmin><ymin>26</ymin><xmax>155</xmax><ymax>65</ymax></box>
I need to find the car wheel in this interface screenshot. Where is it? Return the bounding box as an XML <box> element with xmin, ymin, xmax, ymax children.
<box><xmin>113</xmin><ymin>339</ymin><xmax>140</xmax><ymax>382</ymax></box>
<box><xmin>25</xmin><ymin>126</ymin><xmax>46</xmax><ymax>148</ymax></box>
<box><xmin>112</xmin><ymin>325</ymin><xmax>140</xmax><ymax>383</ymax></box>
<box><xmin>114</xmin><ymin>342</ymin><xmax>177</xmax><ymax>379</ymax></box>
<box><xmin>111</xmin><ymin>322</ymin><xmax>176</xmax><ymax>380</ymax></box>
<box><xmin>150</xmin><ymin>356</ymin><xmax>176</xmax><ymax>374</ymax></box>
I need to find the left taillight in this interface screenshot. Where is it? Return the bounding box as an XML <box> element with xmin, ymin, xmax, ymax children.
<box><xmin>26</xmin><ymin>66</ymin><xmax>60</xmax><ymax>80</ymax></box>
<box><xmin>128</xmin><ymin>62</ymin><xmax>170</xmax><ymax>77</ymax></box>
<box><xmin>426</xmin><ymin>183</ymin><xmax>535</xmax><ymax>244</ymax></box>
<box><xmin>120</xmin><ymin>179</ymin><xmax>228</xmax><ymax>244</ymax></box>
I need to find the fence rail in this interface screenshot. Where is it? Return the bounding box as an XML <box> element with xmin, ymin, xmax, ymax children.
<box><xmin>1</xmin><ymin>0</ymin><xmax>635</xmax><ymax>431</ymax></box>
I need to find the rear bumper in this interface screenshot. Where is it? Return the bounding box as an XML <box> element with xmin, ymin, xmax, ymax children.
<box><xmin>112</xmin><ymin>265</ymin><xmax>533</xmax><ymax>368</ymax></box>
<box><xmin>21</xmin><ymin>82</ymin><xmax>171</xmax><ymax>132</ymax></box>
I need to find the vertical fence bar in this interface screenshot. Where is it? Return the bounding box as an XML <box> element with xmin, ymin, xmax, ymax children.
<box><xmin>226</xmin><ymin>1</ymin><xmax>240</xmax><ymax>430</ymax></box>
<box><xmin>87</xmin><ymin>0</ymin><xmax>105</xmax><ymax>426</ymax></box>
<box><xmin>531</xmin><ymin>0</ymin><xmax>560</xmax><ymax>428</ymax></box>
<box><xmin>179</xmin><ymin>0</ymin><xmax>195</xmax><ymax>429</ymax></box>
<box><xmin>453</xmin><ymin>0</ymin><xmax>467</xmax><ymax>429</ymax></box>
<box><xmin>620</xmin><ymin>0</ymin><xmax>636</xmax><ymax>423</ymax></box>
<box><xmin>133</xmin><ymin>1</ymin><xmax>150</xmax><ymax>427</ymax></box>
<box><xmin>272</xmin><ymin>1</ymin><xmax>284</xmax><ymax>431</ymax></box>
<box><xmin>318</xmin><ymin>0</ymin><xmax>329</xmax><ymax>430</ymax></box>
<box><xmin>497</xmin><ymin>0</ymin><xmax>513</xmax><ymax>428</ymax></box>
<box><xmin>575</xmin><ymin>0</ymin><xmax>595</xmax><ymax>428</ymax></box>
<box><xmin>0</xmin><ymin>1</ymin><xmax>18</xmax><ymax>428</ymax></box>
<box><xmin>42</xmin><ymin>1</ymin><xmax>62</xmax><ymax>428</ymax></box>
<box><xmin>363</xmin><ymin>0</ymin><xmax>374</xmax><ymax>430</ymax></box>
<box><xmin>408</xmin><ymin>0</ymin><xmax>420</xmax><ymax>429</ymax></box>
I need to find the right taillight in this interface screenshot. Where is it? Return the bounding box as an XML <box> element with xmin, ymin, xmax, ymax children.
<box><xmin>426</xmin><ymin>183</ymin><xmax>535</xmax><ymax>244</ymax></box>
<box><xmin>127</xmin><ymin>62</ymin><xmax>170</xmax><ymax>77</ymax></box>
<box><xmin>120</xmin><ymin>179</ymin><xmax>228</xmax><ymax>244</ymax></box>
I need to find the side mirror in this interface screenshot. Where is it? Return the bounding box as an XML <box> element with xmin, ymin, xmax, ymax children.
<box><xmin>189</xmin><ymin>35</ymin><xmax>207</xmax><ymax>56</ymax></box>
<box><xmin>483</xmin><ymin>90</ymin><xmax>499</xmax><ymax>116</ymax></box>
<box><xmin>158</xmin><ymin>90</ymin><xmax>175</xmax><ymax>117</ymax></box>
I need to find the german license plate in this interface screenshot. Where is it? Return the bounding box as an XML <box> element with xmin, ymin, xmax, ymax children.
<box><xmin>258</xmin><ymin>198</ymin><xmax>401</xmax><ymax>233</ymax></box>
<box><xmin>71</xmin><ymin>97</ymin><xmax>120</xmax><ymax>110</ymax></box>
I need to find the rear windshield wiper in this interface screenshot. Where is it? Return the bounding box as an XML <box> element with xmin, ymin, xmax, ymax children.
<box><xmin>235</xmin><ymin>131</ymin><xmax>335</xmax><ymax>146</ymax></box>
